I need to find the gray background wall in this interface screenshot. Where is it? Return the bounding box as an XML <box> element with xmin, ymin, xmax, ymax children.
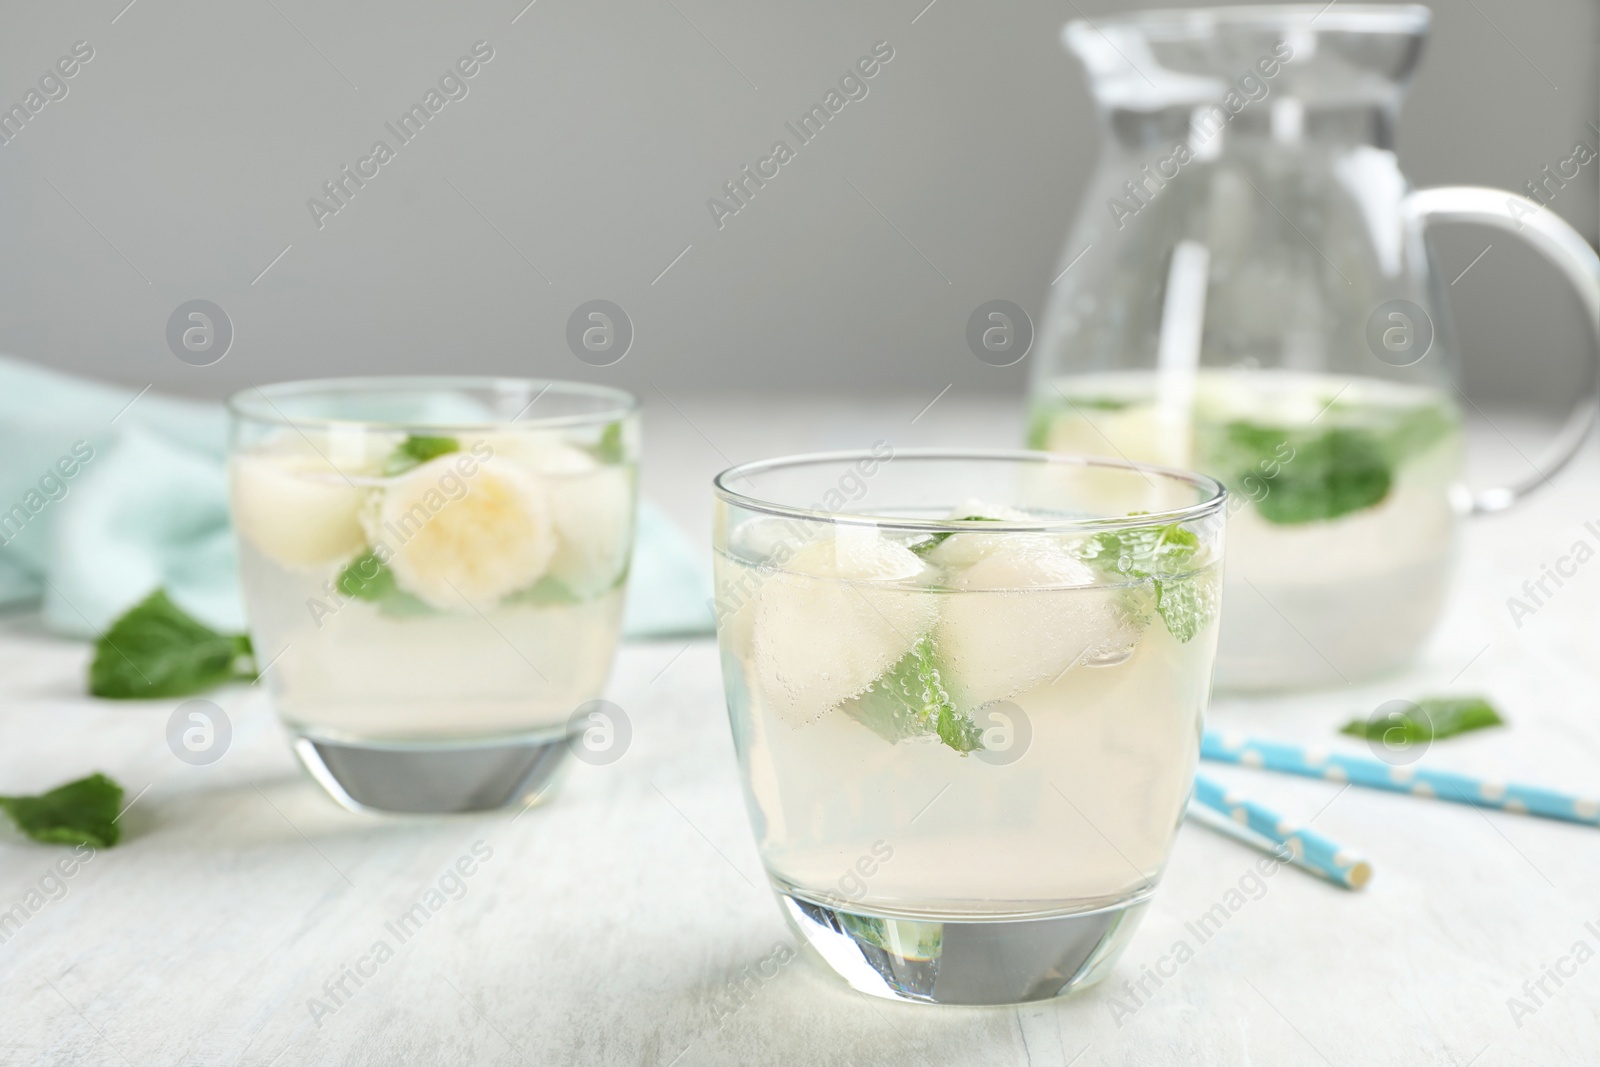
<box><xmin>0</xmin><ymin>0</ymin><xmax>1594</xmax><ymax>407</ymax></box>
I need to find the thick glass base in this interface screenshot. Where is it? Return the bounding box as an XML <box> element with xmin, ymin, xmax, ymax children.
<box><xmin>776</xmin><ymin>887</ymin><xmax>1151</xmax><ymax>1005</ymax></box>
<box><xmin>290</xmin><ymin>726</ymin><xmax>570</xmax><ymax>815</ymax></box>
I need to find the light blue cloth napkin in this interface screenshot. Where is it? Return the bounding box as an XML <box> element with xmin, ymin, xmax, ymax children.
<box><xmin>0</xmin><ymin>357</ymin><xmax>714</xmax><ymax>640</ymax></box>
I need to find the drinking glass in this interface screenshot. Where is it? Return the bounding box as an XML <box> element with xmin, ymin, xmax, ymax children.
<box><xmin>228</xmin><ymin>377</ymin><xmax>638</xmax><ymax>814</ymax></box>
<box><xmin>712</xmin><ymin>449</ymin><xmax>1226</xmax><ymax>1005</ymax></box>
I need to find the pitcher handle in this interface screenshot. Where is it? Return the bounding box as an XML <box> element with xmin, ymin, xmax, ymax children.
<box><xmin>1404</xmin><ymin>186</ymin><xmax>1600</xmax><ymax>515</ymax></box>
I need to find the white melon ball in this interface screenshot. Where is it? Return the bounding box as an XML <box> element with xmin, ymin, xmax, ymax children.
<box><xmin>229</xmin><ymin>452</ymin><xmax>371</xmax><ymax>570</ymax></box>
<box><xmin>474</xmin><ymin>434</ymin><xmax>635</xmax><ymax>598</ymax></box>
<box><xmin>1044</xmin><ymin>403</ymin><xmax>1191</xmax><ymax>468</ymax></box>
<box><xmin>377</xmin><ymin>454</ymin><xmax>557</xmax><ymax>610</ymax></box>
<box><xmin>545</xmin><ymin>463</ymin><xmax>635</xmax><ymax>597</ymax></box>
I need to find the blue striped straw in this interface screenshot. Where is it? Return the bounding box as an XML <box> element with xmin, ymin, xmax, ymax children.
<box><xmin>1202</xmin><ymin>730</ymin><xmax>1600</xmax><ymax>828</ymax></box>
<box><xmin>1191</xmin><ymin>774</ymin><xmax>1373</xmax><ymax>890</ymax></box>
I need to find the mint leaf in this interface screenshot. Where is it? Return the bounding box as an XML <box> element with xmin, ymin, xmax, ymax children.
<box><xmin>935</xmin><ymin>701</ymin><xmax>985</xmax><ymax>753</ymax></box>
<box><xmin>1420</xmin><ymin>695</ymin><xmax>1504</xmax><ymax>737</ymax></box>
<box><xmin>1151</xmin><ymin>574</ymin><xmax>1216</xmax><ymax>644</ymax></box>
<box><xmin>590</xmin><ymin>421</ymin><xmax>626</xmax><ymax>465</ymax></box>
<box><xmin>505</xmin><ymin>575</ymin><xmax>582</xmax><ymax>606</ymax></box>
<box><xmin>1375</xmin><ymin>403</ymin><xmax>1457</xmax><ymax>466</ymax></box>
<box><xmin>1068</xmin><ymin>396</ymin><xmax>1135</xmax><ymax>411</ymax></box>
<box><xmin>844</xmin><ymin>636</ymin><xmax>983</xmax><ymax>753</ymax></box>
<box><xmin>335</xmin><ymin>552</ymin><xmax>434</xmax><ymax>616</ymax></box>
<box><xmin>336</xmin><ymin>550</ymin><xmax>398</xmax><ymax>600</ymax></box>
<box><xmin>1317</xmin><ymin>397</ymin><xmax>1458</xmax><ymax>468</ymax></box>
<box><xmin>846</xmin><ymin>636</ymin><xmax>948</xmax><ymax>742</ymax></box>
<box><xmin>1077</xmin><ymin>522</ymin><xmax>1213</xmax><ymax>642</ymax></box>
<box><xmin>1216</xmin><ymin>397</ymin><xmax>1460</xmax><ymax>526</ymax></box>
<box><xmin>1234</xmin><ymin>423</ymin><xmax>1391</xmax><ymax>525</ymax></box>
<box><xmin>838</xmin><ymin>912</ymin><xmax>944</xmax><ymax>959</ymax></box>
<box><xmin>90</xmin><ymin>590</ymin><xmax>255</xmax><ymax>700</ymax></box>
<box><xmin>506</xmin><ymin>559</ymin><xmax>631</xmax><ymax>606</ymax></box>
<box><xmin>909</xmin><ymin>516</ymin><xmax>1001</xmax><ymax>558</ymax></box>
<box><xmin>1340</xmin><ymin>695</ymin><xmax>1504</xmax><ymax>743</ymax></box>
<box><xmin>1026</xmin><ymin>406</ymin><xmax>1054</xmax><ymax>449</ymax></box>
<box><xmin>1079</xmin><ymin>521</ymin><xmax>1199</xmax><ymax>576</ymax></box>
<box><xmin>337</xmin><ymin>552</ymin><xmax>622</xmax><ymax>615</ymax></box>
<box><xmin>0</xmin><ymin>773</ymin><xmax>123</xmax><ymax>847</ymax></box>
<box><xmin>383</xmin><ymin>434</ymin><xmax>459</xmax><ymax>476</ymax></box>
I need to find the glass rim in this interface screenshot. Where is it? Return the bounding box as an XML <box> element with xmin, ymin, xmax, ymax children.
<box><xmin>227</xmin><ymin>376</ymin><xmax>638</xmax><ymax>432</ymax></box>
<box><xmin>1067</xmin><ymin>3</ymin><xmax>1430</xmax><ymax>38</ymax></box>
<box><xmin>712</xmin><ymin>448</ymin><xmax>1227</xmax><ymax>533</ymax></box>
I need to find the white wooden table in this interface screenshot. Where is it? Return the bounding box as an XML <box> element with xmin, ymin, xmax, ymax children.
<box><xmin>2</xmin><ymin>395</ymin><xmax>1597</xmax><ymax>1066</ymax></box>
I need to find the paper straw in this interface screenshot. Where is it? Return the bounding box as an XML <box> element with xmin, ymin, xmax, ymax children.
<box><xmin>1202</xmin><ymin>730</ymin><xmax>1600</xmax><ymax>828</ymax></box>
<box><xmin>1191</xmin><ymin>774</ymin><xmax>1372</xmax><ymax>890</ymax></box>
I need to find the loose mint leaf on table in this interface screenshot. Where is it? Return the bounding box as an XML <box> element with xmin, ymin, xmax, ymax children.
<box><xmin>0</xmin><ymin>773</ymin><xmax>123</xmax><ymax>847</ymax></box>
<box><xmin>383</xmin><ymin>434</ymin><xmax>459</xmax><ymax>476</ymax></box>
<box><xmin>90</xmin><ymin>590</ymin><xmax>255</xmax><ymax>699</ymax></box>
<box><xmin>845</xmin><ymin>636</ymin><xmax>983</xmax><ymax>754</ymax></box>
<box><xmin>335</xmin><ymin>552</ymin><xmax>434</xmax><ymax>616</ymax></box>
<box><xmin>1340</xmin><ymin>695</ymin><xmax>1504</xmax><ymax>743</ymax></box>
<box><xmin>1418</xmin><ymin>696</ymin><xmax>1504</xmax><ymax>738</ymax></box>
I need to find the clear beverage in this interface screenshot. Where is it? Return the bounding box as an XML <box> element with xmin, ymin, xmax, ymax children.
<box><xmin>1030</xmin><ymin>368</ymin><xmax>1464</xmax><ymax>689</ymax></box>
<box><xmin>1030</xmin><ymin>5</ymin><xmax>1600</xmax><ymax>687</ymax></box>
<box><xmin>712</xmin><ymin>452</ymin><xmax>1225</xmax><ymax>1004</ymax></box>
<box><xmin>228</xmin><ymin>379</ymin><xmax>637</xmax><ymax>813</ymax></box>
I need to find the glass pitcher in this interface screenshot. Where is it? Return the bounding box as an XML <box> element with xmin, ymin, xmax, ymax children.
<box><xmin>1028</xmin><ymin>4</ymin><xmax>1600</xmax><ymax>690</ymax></box>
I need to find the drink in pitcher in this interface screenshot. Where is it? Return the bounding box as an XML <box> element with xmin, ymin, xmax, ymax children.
<box><xmin>1030</xmin><ymin>368</ymin><xmax>1464</xmax><ymax>688</ymax></box>
<box><xmin>1031</xmin><ymin>5</ymin><xmax>1600</xmax><ymax>688</ymax></box>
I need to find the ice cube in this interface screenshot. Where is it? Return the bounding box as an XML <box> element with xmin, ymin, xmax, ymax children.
<box><xmin>950</xmin><ymin>499</ymin><xmax>1032</xmax><ymax>521</ymax></box>
<box><xmin>933</xmin><ymin>534</ymin><xmax>1130</xmax><ymax>705</ymax></box>
<box><xmin>752</xmin><ymin>531</ymin><xmax>937</xmax><ymax>727</ymax></box>
<box><xmin>728</xmin><ymin>515</ymin><xmax>817</xmax><ymax>566</ymax></box>
<box><xmin>917</xmin><ymin>500</ymin><xmax>1029</xmax><ymax>569</ymax></box>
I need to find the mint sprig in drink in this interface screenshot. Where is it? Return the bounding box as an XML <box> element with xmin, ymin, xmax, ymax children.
<box><xmin>228</xmin><ymin>379</ymin><xmax>637</xmax><ymax>814</ymax></box>
<box><xmin>713</xmin><ymin>451</ymin><xmax>1225</xmax><ymax>1005</ymax></box>
<box><xmin>1030</xmin><ymin>369</ymin><xmax>1463</xmax><ymax>689</ymax></box>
